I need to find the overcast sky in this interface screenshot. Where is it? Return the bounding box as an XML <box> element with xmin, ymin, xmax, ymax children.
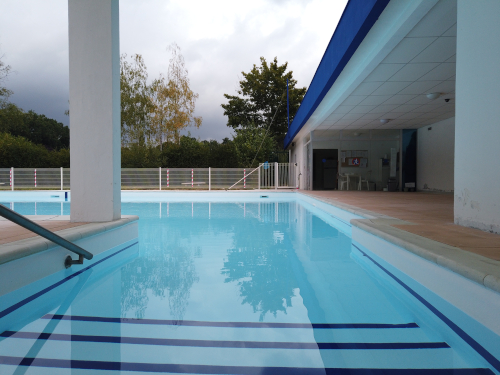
<box><xmin>0</xmin><ymin>0</ymin><xmax>347</xmax><ymax>141</ymax></box>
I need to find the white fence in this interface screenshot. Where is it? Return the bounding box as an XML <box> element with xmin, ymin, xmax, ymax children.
<box><xmin>0</xmin><ymin>163</ymin><xmax>296</xmax><ymax>191</ymax></box>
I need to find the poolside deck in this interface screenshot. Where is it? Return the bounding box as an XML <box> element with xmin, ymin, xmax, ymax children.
<box><xmin>300</xmin><ymin>190</ymin><xmax>500</xmax><ymax>261</ymax></box>
<box><xmin>0</xmin><ymin>216</ymin><xmax>88</xmax><ymax>245</ymax></box>
<box><xmin>0</xmin><ymin>215</ymin><xmax>138</xmax><ymax>268</ymax></box>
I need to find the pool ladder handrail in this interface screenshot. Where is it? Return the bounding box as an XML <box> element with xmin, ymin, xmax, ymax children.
<box><xmin>0</xmin><ymin>203</ymin><xmax>93</xmax><ymax>268</ymax></box>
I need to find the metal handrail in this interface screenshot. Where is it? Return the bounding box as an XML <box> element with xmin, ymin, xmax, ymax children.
<box><xmin>0</xmin><ymin>204</ymin><xmax>93</xmax><ymax>268</ymax></box>
<box><xmin>226</xmin><ymin>165</ymin><xmax>261</xmax><ymax>190</ymax></box>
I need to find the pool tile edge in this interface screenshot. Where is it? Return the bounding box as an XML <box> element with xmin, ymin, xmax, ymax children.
<box><xmin>297</xmin><ymin>192</ymin><xmax>500</xmax><ymax>295</ymax></box>
<box><xmin>0</xmin><ymin>215</ymin><xmax>138</xmax><ymax>266</ymax></box>
<box><xmin>351</xmin><ymin>218</ymin><xmax>500</xmax><ymax>295</ymax></box>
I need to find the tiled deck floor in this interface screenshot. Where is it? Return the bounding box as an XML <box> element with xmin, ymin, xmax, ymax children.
<box><xmin>301</xmin><ymin>190</ymin><xmax>500</xmax><ymax>261</ymax></box>
<box><xmin>0</xmin><ymin>217</ymin><xmax>88</xmax><ymax>245</ymax></box>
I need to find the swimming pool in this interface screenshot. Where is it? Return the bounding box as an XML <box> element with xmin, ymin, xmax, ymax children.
<box><xmin>0</xmin><ymin>192</ymin><xmax>499</xmax><ymax>374</ymax></box>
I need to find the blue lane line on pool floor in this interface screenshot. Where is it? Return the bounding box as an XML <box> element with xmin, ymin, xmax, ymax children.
<box><xmin>0</xmin><ymin>331</ymin><xmax>449</xmax><ymax>350</ymax></box>
<box><xmin>0</xmin><ymin>356</ymin><xmax>494</xmax><ymax>375</ymax></box>
<box><xmin>0</xmin><ymin>241</ymin><xmax>139</xmax><ymax>320</ymax></box>
<box><xmin>353</xmin><ymin>243</ymin><xmax>500</xmax><ymax>373</ymax></box>
<box><xmin>40</xmin><ymin>314</ymin><xmax>419</xmax><ymax>329</ymax></box>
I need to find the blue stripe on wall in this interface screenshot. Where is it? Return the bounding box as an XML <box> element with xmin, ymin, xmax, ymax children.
<box><xmin>0</xmin><ymin>356</ymin><xmax>494</xmax><ymax>374</ymax></box>
<box><xmin>41</xmin><ymin>314</ymin><xmax>418</xmax><ymax>329</ymax></box>
<box><xmin>0</xmin><ymin>241</ymin><xmax>138</xmax><ymax>320</ymax></box>
<box><xmin>352</xmin><ymin>244</ymin><xmax>500</xmax><ymax>373</ymax></box>
<box><xmin>283</xmin><ymin>0</ymin><xmax>391</xmax><ymax>149</ymax></box>
<box><xmin>0</xmin><ymin>331</ymin><xmax>449</xmax><ymax>350</ymax></box>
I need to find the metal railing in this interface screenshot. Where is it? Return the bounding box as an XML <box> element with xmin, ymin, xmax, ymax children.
<box><xmin>1</xmin><ymin>164</ymin><xmax>297</xmax><ymax>190</ymax></box>
<box><xmin>258</xmin><ymin>162</ymin><xmax>294</xmax><ymax>189</ymax></box>
<box><xmin>0</xmin><ymin>203</ymin><xmax>93</xmax><ymax>268</ymax></box>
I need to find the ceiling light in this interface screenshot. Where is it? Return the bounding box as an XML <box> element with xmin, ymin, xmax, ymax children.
<box><xmin>380</xmin><ymin>119</ymin><xmax>390</xmax><ymax>124</ymax></box>
<box><xmin>426</xmin><ymin>92</ymin><xmax>441</xmax><ymax>100</ymax></box>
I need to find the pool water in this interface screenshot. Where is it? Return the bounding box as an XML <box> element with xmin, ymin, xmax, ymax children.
<box><xmin>0</xmin><ymin>198</ymin><xmax>497</xmax><ymax>374</ymax></box>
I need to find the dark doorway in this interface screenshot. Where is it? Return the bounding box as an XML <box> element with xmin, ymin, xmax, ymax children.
<box><xmin>402</xmin><ymin>129</ymin><xmax>417</xmax><ymax>192</ymax></box>
<box><xmin>313</xmin><ymin>149</ymin><xmax>338</xmax><ymax>190</ymax></box>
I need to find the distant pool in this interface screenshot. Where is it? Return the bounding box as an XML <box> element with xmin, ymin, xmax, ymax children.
<box><xmin>0</xmin><ymin>192</ymin><xmax>498</xmax><ymax>374</ymax></box>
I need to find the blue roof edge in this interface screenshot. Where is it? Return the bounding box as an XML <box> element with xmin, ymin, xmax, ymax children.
<box><xmin>283</xmin><ymin>0</ymin><xmax>390</xmax><ymax>149</ymax></box>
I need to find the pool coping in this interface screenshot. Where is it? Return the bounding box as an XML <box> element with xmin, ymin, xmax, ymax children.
<box><xmin>0</xmin><ymin>215</ymin><xmax>139</xmax><ymax>266</ymax></box>
<box><xmin>297</xmin><ymin>192</ymin><xmax>500</xmax><ymax>295</ymax></box>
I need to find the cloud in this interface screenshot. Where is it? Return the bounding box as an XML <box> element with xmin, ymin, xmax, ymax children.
<box><xmin>0</xmin><ymin>0</ymin><xmax>347</xmax><ymax>141</ymax></box>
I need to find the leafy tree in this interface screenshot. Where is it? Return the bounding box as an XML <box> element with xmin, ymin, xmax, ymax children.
<box><xmin>0</xmin><ymin>103</ymin><xmax>69</xmax><ymax>150</ymax></box>
<box><xmin>121</xmin><ymin>46</ymin><xmax>202</xmax><ymax>148</ymax></box>
<box><xmin>0</xmin><ymin>132</ymin><xmax>69</xmax><ymax>168</ymax></box>
<box><xmin>222</xmin><ymin>57</ymin><xmax>306</xmax><ymax>147</ymax></box>
<box><xmin>121</xmin><ymin>143</ymin><xmax>161</xmax><ymax>168</ymax></box>
<box><xmin>120</xmin><ymin>53</ymin><xmax>154</xmax><ymax>146</ymax></box>
<box><xmin>150</xmin><ymin>44</ymin><xmax>202</xmax><ymax>146</ymax></box>
<box><xmin>0</xmin><ymin>103</ymin><xmax>25</xmax><ymax>134</ymax></box>
<box><xmin>232</xmin><ymin>123</ymin><xmax>277</xmax><ymax>168</ymax></box>
<box><xmin>0</xmin><ymin>54</ymin><xmax>12</xmax><ymax>106</ymax></box>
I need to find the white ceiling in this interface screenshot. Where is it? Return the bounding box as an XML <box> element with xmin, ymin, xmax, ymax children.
<box><xmin>314</xmin><ymin>0</ymin><xmax>457</xmax><ymax>138</ymax></box>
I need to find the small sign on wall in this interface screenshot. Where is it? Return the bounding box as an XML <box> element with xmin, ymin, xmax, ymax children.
<box><xmin>341</xmin><ymin>150</ymin><xmax>368</xmax><ymax>168</ymax></box>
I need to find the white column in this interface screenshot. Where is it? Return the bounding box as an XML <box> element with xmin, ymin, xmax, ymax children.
<box><xmin>274</xmin><ymin>162</ymin><xmax>278</xmax><ymax>190</ymax></box>
<box><xmin>68</xmin><ymin>0</ymin><xmax>121</xmax><ymax>222</ymax></box>
<box><xmin>258</xmin><ymin>165</ymin><xmax>261</xmax><ymax>190</ymax></box>
<box><xmin>455</xmin><ymin>0</ymin><xmax>500</xmax><ymax>234</ymax></box>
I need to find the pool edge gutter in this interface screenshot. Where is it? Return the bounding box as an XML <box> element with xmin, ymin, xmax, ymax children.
<box><xmin>0</xmin><ymin>215</ymin><xmax>139</xmax><ymax>298</ymax></box>
<box><xmin>296</xmin><ymin>191</ymin><xmax>500</xmax><ymax>295</ymax></box>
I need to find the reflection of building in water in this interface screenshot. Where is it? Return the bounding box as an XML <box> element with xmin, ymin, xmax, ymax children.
<box><xmin>273</xmin><ymin>231</ymin><xmax>284</xmax><ymax>244</ymax></box>
<box><xmin>257</xmin><ymin>202</ymin><xmax>291</xmax><ymax>224</ymax></box>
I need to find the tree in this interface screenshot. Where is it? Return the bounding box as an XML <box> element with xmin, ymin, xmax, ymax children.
<box><xmin>150</xmin><ymin>44</ymin><xmax>202</xmax><ymax>146</ymax></box>
<box><xmin>0</xmin><ymin>103</ymin><xmax>70</xmax><ymax>150</ymax></box>
<box><xmin>0</xmin><ymin>132</ymin><xmax>69</xmax><ymax>168</ymax></box>
<box><xmin>232</xmin><ymin>123</ymin><xmax>277</xmax><ymax>167</ymax></box>
<box><xmin>120</xmin><ymin>53</ymin><xmax>154</xmax><ymax>146</ymax></box>
<box><xmin>0</xmin><ymin>54</ymin><xmax>13</xmax><ymax>107</ymax></box>
<box><xmin>222</xmin><ymin>57</ymin><xmax>306</xmax><ymax>147</ymax></box>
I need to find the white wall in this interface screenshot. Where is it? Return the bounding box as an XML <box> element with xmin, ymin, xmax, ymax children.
<box><xmin>290</xmin><ymin>134</ymin><xmax>310</xmax><ymax>190</ymax></box>
<box><xmin>455</xmin><ymin>0</ymin><xmax>500</xmax><ymax>234</ymax></box>
<box><xmin>417</xmin><ymin>117</ymin><xmax>455</xmax><ymax>192</ymax></box>
<box><xmin>312</xmin><ymin>133</ymin><xmax>400</xmax><ymax>190</ymax></box>
<box><xmin>68</xmin><ymin>0</ymin><xmax>121</xmax><ymax>222</ymax></box>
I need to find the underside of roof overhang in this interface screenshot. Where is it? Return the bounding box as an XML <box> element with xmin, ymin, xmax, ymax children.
<box><xmin>285</xmin><ymin>0</ymin><xmax>457</xmax><ymax>148</ymax></box>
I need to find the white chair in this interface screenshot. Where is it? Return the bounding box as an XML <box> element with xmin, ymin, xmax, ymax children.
<box><xmin>358</xmin><ymin>176</ymin><xmax>369</xmax><ymax>191</ymax></box>
<box><xmin>338</xmin><ymin>173</ymin><xmax>348</xmax><ymax>190</ymax></box>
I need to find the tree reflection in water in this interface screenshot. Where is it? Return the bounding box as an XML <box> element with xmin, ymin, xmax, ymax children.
<box><xmin>120</xmin><ymin>206</ymin><xmax>201</xmax><ymax>320</ymax></box>
<box><xmin>222</xmin><ymin>219</ymin><xmax>298</xmax><ymax>321</ymax></box>
<box><xmin>121</xmin><ymin>245</ymin><xmax>199</xmax><ymax>320</ymax></box>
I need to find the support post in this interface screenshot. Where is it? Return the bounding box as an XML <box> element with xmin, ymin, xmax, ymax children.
<box><xmin>275</xmin><ymin>162</ymin><xmax>278</xmax><ymax>190</ymax></box>
<box><xmin>209</xmin><ymin>167</ymin><xmax>211</xmax><ymax>191</ymax></box>
<box><xmin>10</xmin><ymin>167</ymin><xmax>14</xmax><ymax>191</ymax></box>
<box><xmin>455</xmin><ymin>0</ymin><xmax>500</xmax><ymax>234</ymax></box>
<box><xmin>159</xmin><ymin>167</ymin><xmax>161</xmax><ymax>190</ymax></box>
<box><xmin>258</xmin><ymin>165</ymin><xmax>261</xmax><ymax>190</ymax></box>
<box><xmin>68</xmin><ymin>0</ymin><xmax>121</xmax><ymax>222</ymax></box>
